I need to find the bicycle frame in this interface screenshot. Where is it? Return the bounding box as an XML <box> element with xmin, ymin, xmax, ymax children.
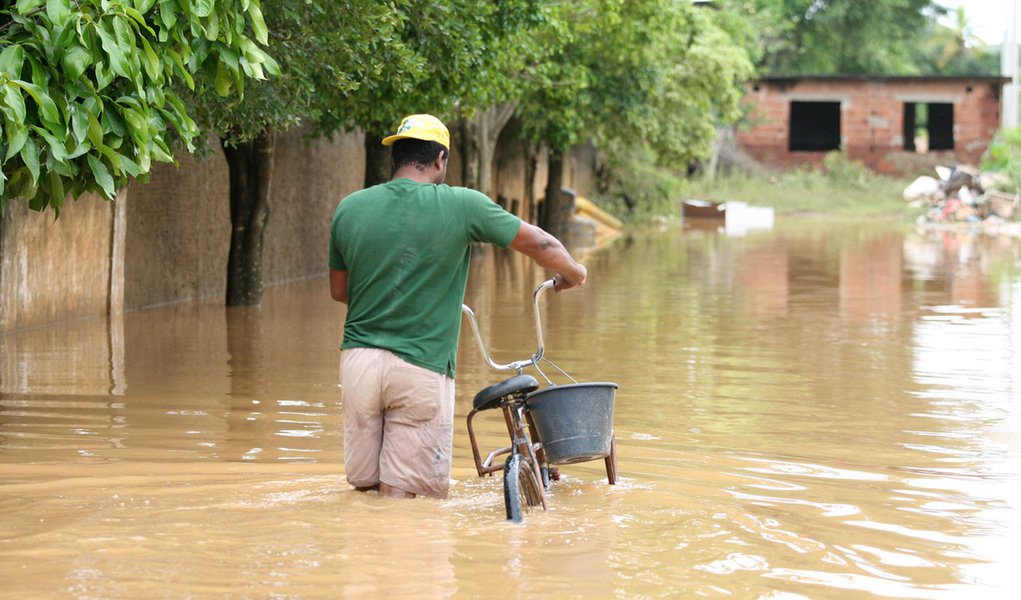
<box><xmin>462</xmin><ymin>278</ymin><xmax>618</xmax><ymax>523</ymax></box>
<box><xmin>466</xmin><ymin>394</ymin><xmax>547</xmax><ymax>477</ymax></box>
<box><xmin>462</xmin><ymin>279</ymin><xmax>559</xmax><ymax>516</ymax></box>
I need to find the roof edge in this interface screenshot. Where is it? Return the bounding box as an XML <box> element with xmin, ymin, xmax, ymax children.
<box><xmin>755</xmin><ymin>74</ymin><xmax>1011</xmax><ymax>84</ymax></box>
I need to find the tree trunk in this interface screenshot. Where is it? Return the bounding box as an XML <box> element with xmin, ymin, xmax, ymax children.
<box><xmin>459</xmin><ymin>118</ymin><xmax>480</xmax><ymax>189</ymax></box>
<box><xmin>542</xmin><ymin>148</ymin><xmax>569</xmax><ymax>238</ymax></box>
<box><xmin>363</xmin><ymin>132</ymin><xmax>391</xmax><ymax>187</ymax></box>
<box><xmin>223</xmin><ymin>128</ymin><xmax>276</xmax><ymax>307</ymax></box>
<box><xmin>471</xmin><ymin>102</ymin><xmax>518</xmax><ymax>196</ymax></box>
<box><xmin>524</xmin><ymin>142</ymin><xmax>539</xmax><ymax>223</ymax></box>
<box><xmin>463</xmin><ymin>102</ymin><xmax>517</xmax><ymax>197</ymax></box>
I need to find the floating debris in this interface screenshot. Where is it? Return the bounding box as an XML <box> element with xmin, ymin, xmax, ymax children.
<box><xmin>906</xmin><ymin>164</ymin><xmax>1020</xmax><ymax>227</ymax></box>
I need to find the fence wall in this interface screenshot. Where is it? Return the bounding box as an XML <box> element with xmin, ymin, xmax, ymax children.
<box><xmin>0</xmin><ymin>124</ymin><xmax>596</xmax><ymax>333</ymax></box>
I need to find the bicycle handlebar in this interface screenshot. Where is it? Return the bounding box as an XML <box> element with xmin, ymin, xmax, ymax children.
<box><xmin>462</xmin><ymin>277</ymin><xmax>557</xmax><ymax>373</ymax></box>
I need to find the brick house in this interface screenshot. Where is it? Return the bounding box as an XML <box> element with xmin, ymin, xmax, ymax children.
<box><xmin>736</xmin><ymin>75</ymin><xmax>1009</xmax><ymax>174</ymax></box>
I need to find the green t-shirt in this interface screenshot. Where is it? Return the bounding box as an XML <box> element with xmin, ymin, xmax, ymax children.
<box><xmin>329</xmin><ymin>178</ymin><xmax>522</xmax><ymax>377</ymax></box>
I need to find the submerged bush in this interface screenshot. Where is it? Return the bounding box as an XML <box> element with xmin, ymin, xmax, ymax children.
<box><xmin>821</xmin><ymin>152</ymin><xmax>873</xmax><ymax>188</ymax></box>
<box><xmin>593</xmin><ymin>145</ymin><xmax>685</xmax><ymax>222</ymax></box>
<box><xmin>981</xmin><ymin>127</ymin><xmax>1021</xmax><ymax>193</ymax></box>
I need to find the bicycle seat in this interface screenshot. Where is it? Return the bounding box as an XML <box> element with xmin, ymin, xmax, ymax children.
<box><xmin>472</xmin><ymin>375</ymin><xmax>539</xmax><ymax>411</ymax></box>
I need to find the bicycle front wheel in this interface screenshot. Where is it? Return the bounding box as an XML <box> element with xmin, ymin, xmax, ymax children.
<box><xmin>503</xmin><ymin>453</ymin><xmax>545</xmax><ymax>522</ymax></box>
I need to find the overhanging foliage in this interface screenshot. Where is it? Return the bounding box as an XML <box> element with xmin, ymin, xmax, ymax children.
<box><xmin>0</xmin><ymin>0</ymin><xmax>276</xmax><ymax>215</ymax></box>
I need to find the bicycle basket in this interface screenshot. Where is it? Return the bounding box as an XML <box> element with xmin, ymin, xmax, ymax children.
<box><xmin>526</xmin><ymin>382</ymin><xmax>617</xmax><ymax>465</ymax></box>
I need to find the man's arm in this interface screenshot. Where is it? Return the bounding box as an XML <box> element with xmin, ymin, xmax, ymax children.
<box><xmin>508</xmin><ymin>222</ymin><xmax>587</xmax><ymax>291</ymax></box>
<box><xmin>330</xmin><ymin>269</ymin><xmax>348</xmax><ymax>304</ymax></box>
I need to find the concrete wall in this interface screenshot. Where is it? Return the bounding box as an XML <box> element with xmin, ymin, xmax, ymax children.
<box><xmin>264</xmin><ymin>130</ymin><xmax>367</xmax><ymax>285</ymax></box>
<box><xmin>0</xmin><ymin>123</ymin><xmax>597</xmax><ymax>332</ymax></box>
<box><xmin>738</xmin><ymin>76</ymin><xmax>1005</xmax><ymax>174</ymax></box>
<box><xmin>124</xmin><ymin>145</ymin><xmax>231</xmax><ymax>309</ymax></box>
<box><xmin>125</xmin><ymin>128</ymin><xmax>366</xmax><ymax>310</ymax></box>
<box><xmin>0</xmin><ymin>194</ymin><xmax>114</xmax><ymax>332</ymax></box>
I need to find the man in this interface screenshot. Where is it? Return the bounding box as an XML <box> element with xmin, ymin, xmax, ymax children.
<box><xmin>329</xmin><ymin>114</ymin><xmax>587</xmax><ymax>499</ymax></box>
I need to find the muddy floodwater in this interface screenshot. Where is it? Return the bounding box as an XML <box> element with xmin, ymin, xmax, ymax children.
<box><xmin>2</xmin><ymin>218</ymin><xmax>1020</xmax><ymax>598</ymax></box>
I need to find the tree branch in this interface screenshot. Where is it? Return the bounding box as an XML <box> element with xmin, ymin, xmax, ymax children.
<box><xmin>0</xmin><ymin>7</ymin><xmax>44</xmax><ymax>35</ymax></box>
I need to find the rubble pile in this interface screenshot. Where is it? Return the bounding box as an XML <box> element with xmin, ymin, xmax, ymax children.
<box><xmin>904</xmin><ymin>165</ymin><xmax>1020</xmax><ymax>225</ymax></box>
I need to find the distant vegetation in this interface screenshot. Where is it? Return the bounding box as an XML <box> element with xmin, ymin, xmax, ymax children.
<box><xmin>737</xmin><ymin>0</ymin><xmax>998</xmax><ymax>76</ymax></box>
<box><xmin>591</xmin><ymin>0</ymin><xmax>1001</xmax><ymax>221</ymax></box>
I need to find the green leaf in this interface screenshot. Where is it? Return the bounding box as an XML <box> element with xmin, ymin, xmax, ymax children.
<box><xmin>139</xmin><ymin>38</ymin><xmax>162</xmax><ymax>80</ymax></box>
<box><xmin>103</xmin><ymin>107</ymin><xmax>127</xmax><ymax>138</ymax></box>
<box><xmin>167</xmin><ymin>50</ymin><xmax>195</xmax><ymax>89</ymax></box>
<box><xmin>119</xmin><ymin>153</ymin><xmax>141</xmax><ymax>177</ymax></box>
<box><xmin>134</xmin><ymin>0</ymin><xmax>157</xmax><ymax>14</ymax></box>
<box><xmin>95</xmin><ymin>143</ymin><xmax>123</xmax><ymax>173</ymax></box>
<box><xmin>204</xmin><ymin>13</ymin><xmax>219</xmax><ymax>41</ymax></box>
<box><xmin>213</xmin><ymin>60</ymin><xmax>232</xmax><ymax>96</ymax></box>
<box><xmin>97</xmin><ymin>20</ymin><xmax>131</xmax><ymax>78</ymax></box>
<box><xmin>5</xmin><ymin>125</ymin><xmax>28</xmax><ymax>160</ymax></box>
<box><xmin>95</xmin><ymin>61</ymin><xmax>115</xmax><ymax>90</ymax></box>
<box><xmin>159</xmin><ymin>0</ymin><xmax>176</xmax><ymax>29</ymax></box>
<box><xmin>65</xmin><ymin>139</ymin><xmax>91</xmax><ymax>159</ymax></box>
<box><xmin>87</xmin><ymin>153</ymin><xmax>115</xmax><ymax>199</ymax></box>
<box><xmin>192</xmin><ymin>0</ymin><xmax>214</xmax><ymax>19</ymax></box>
<box><xmin>61</xmin><ymin>44</ymin><xmax>92</xmax><ymax>81</ymax></box>
<box><xmin>47</xmin><ymin>170</ymin><xmax>66</xmax><ymax>210</ymax></box>
<box><xmin>112</xmin><ymin>15</ymin><xmax>136</xmax><ymax>51</ymax></box>
<box><xmin>15</xmin><ymin>0</ymin><xmax>45</xmax><ymax>13</ymax></box>
<box><xmin>248</xmin><ymin>0</ymin><xmax>268</xmax><ymax>45</ymax></box>
<box><xmin>45</xmin><ymin>0</ymin><xmax>71</xmax><ymax>25</ymax></box>
<box><xmin>121</xmin><ymin>106</ymin><xmax>146</xmax><ymax>132</ymax></box>
<box><xmin>12</xmin><ymin>80</ymin><xmax>61</xmax><ymax>126</ymax></box>
<box><xmin>124</xmin><ymin>7</ymin><xmax>157</xmax><ymax>36</ymax></box>
<box><xmin>0</xmin><ymin>45</ymin><xmax>26</xmax><ymax>79</ymax></box>
<box><xmin>261</xmin><ymin>51</ymin><xmax>279</xmax><ymax>76</ymax></box>
<box><xmin>87</xmin><ymin>112</ymin><xmax>103</xmax><ymax>146</ymax></box>
<box><xmin>33</xmin><ymin>126</ymin><xmax>68</xmax><ymax>161</ymax></box>
<box><xmin>2</xmin><ymin>85</ymin><xmax>27</xmax><ymax>123</ymax></box>
<box><xmin>49</xmin><ymin>150</ymin><xmax>77</xmax><ymax>176</ymax></box>
<box><xmin>214</xmin><ymin>42</ymin><xmax>239</xmax><ymax>70</ymax></box>
<box><xmin>28</xmin><ymin>189</ymin><xmax>46</xmax><ymax>210</ymax></box>
<box><xmin>4</xmin><ymin>169</ymin><xmax>33</xmax><ymax>204</ymax></box>
<box><xmin>27</xmin><ymin>53</ymin><xmax>50</xmax><ymax>89</ymax></box>
<box><xmin>135</xmin><ymin>145</ymin><xmax>151</xmax><ymax>172</ymax></box>
<box><xmin>20</xmin><ymin>135</ymin><xmax>40</xmax><ymax>185</ymax></box>
<box><xmin>151</xmin><ymin>137</ymin><xmax>172</xmax><ymax>162</ymax></box>
<box><xmin>71</xmin><ymin>107</ymin><xmax>88</xmax><ymax>143</ymax></box>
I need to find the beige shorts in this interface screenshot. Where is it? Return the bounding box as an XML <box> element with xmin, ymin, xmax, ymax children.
<box><xmin>340</xmin><ymin>347</ymin><xmax>455</xmax><ymax>499</ymax></box>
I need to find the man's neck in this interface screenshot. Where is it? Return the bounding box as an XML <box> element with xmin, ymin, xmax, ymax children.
<box><xmin>392</xmin><ymin>166</ymin><xmax>434</xmax><ymax>184</ymax></box>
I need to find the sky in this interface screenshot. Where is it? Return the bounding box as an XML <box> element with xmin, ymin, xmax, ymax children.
<box><xmin>935</xmin><ymin>0</ymin><xmax>1013</xmax><ymax>45</ymax></box>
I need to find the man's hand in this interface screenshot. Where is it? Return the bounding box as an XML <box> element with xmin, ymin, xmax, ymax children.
<box><xmin>553</xmin><ymin>266</ymin><xmax>587</xmax><ymax>291</ymax></box>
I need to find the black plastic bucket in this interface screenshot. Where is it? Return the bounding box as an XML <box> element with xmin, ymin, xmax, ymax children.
<box><xmin>526</xmin><ymin>382</ymin><xmax>617</xmax><ymax>465</ymax></box>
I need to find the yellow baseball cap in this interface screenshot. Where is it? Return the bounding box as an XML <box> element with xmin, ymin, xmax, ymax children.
<box><xmin>381</xmin><ymin>114</ymin><xmax>450</xmax><ymax>150</ymax></box>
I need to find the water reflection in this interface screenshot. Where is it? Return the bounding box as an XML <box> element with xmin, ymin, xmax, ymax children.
<box><xmin>1</xmin><ymin>219</ymin><xmax>1020</xmax><ymax>597</ymax></box>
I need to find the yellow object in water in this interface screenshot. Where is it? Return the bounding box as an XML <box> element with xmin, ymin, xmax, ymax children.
<box><xmin>574</xmin><ymin>196</ymin><xmax>624</xmax><ymax>229</ymax></box>
<box><xmin>571</xmin><ymin>195</ymin><xmax>622</xmax><ymax>247</ymax></box>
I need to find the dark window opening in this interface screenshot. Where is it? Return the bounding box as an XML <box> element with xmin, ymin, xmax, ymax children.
<box><xmin>789</xmin><ymin>101</ymin><xmax>841</xmax><ymax>151</ymax></box>
<box><xmin>903</xmin><ymin>102</ymin><xmax>954</xmax><ymax>153</ymax></box>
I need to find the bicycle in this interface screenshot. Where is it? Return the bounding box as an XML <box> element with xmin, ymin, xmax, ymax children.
<box><xmin>461</xmin><ymin>278</ymin><xmax>618</xmax><ymax>522</ymax></box>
